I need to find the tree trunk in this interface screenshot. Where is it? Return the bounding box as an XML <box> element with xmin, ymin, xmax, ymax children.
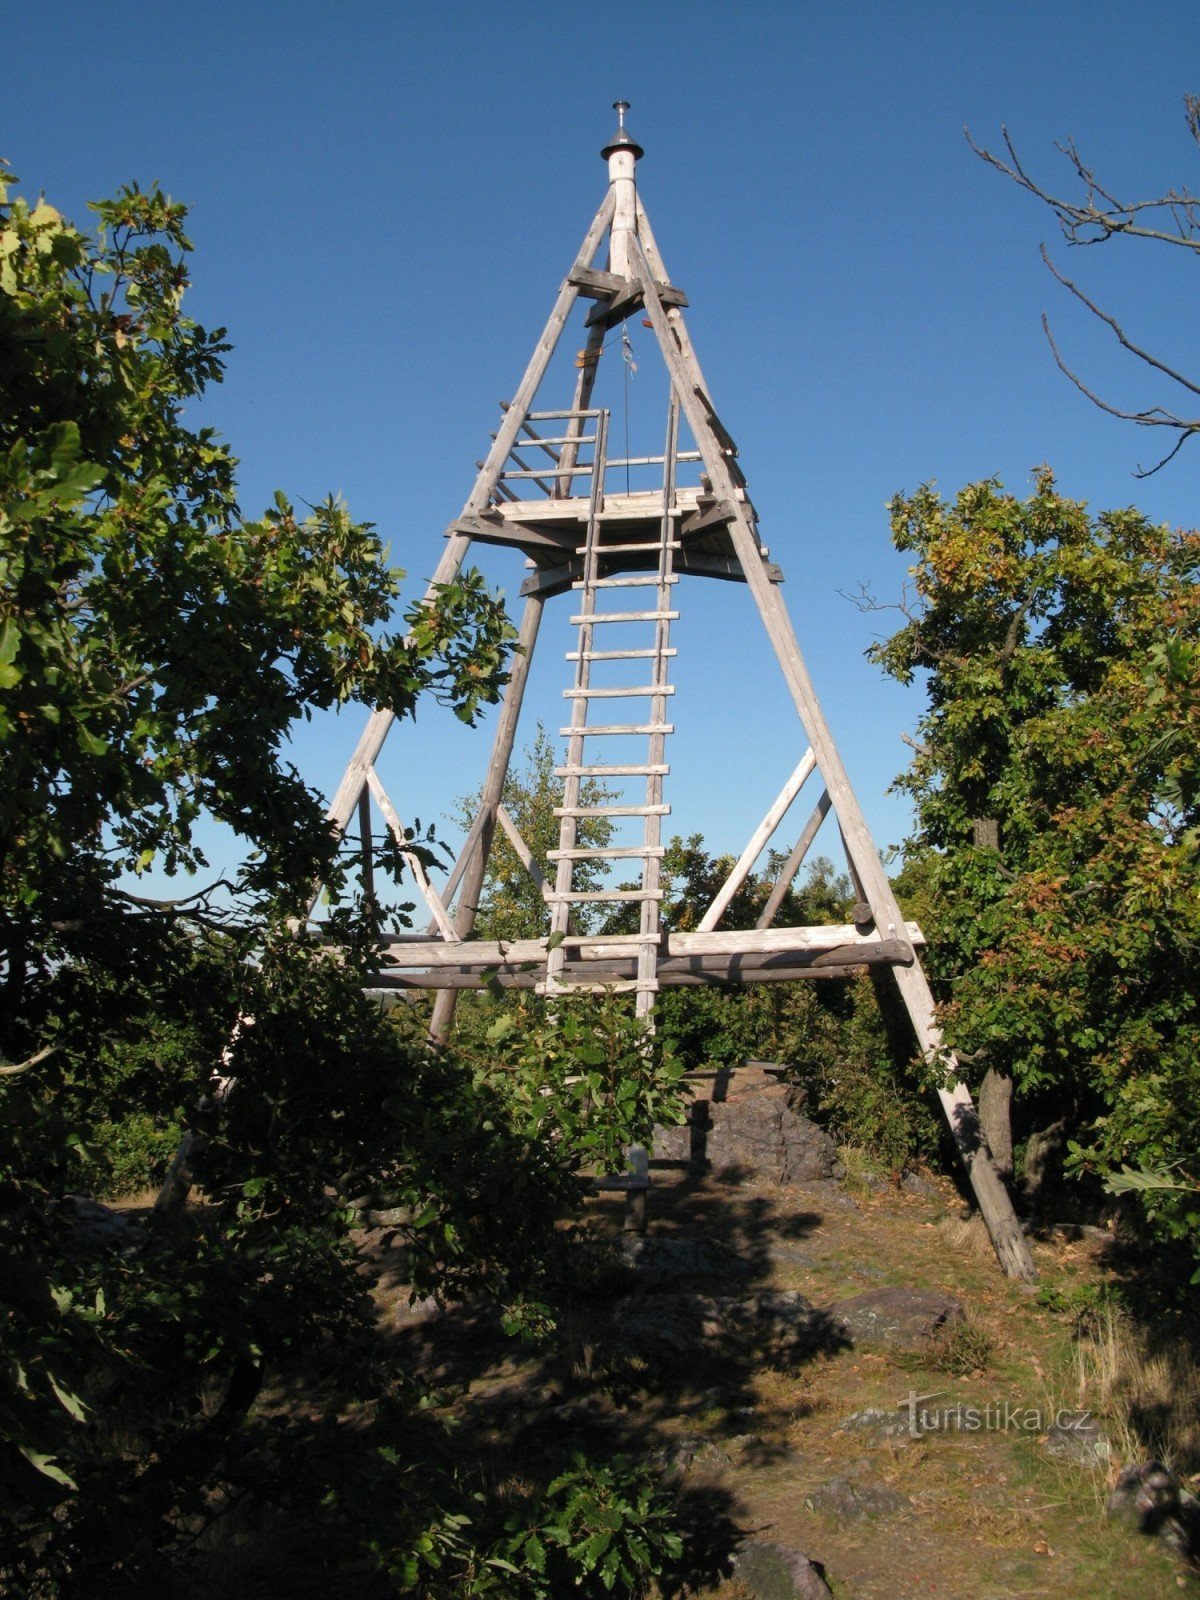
<box><xmin>978</xmin><ymin>1068</ymin><xmax>1014</xmax><ymax>1179</ymax></box>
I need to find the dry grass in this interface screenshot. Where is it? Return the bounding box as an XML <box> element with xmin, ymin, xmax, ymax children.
<box><xmin>936</xmin><ymin>1211</ymin><xmax>999</xmax><ymax>1262</ymax></box>
<box><xmin>1070</xmin><ymin>1304</ymin><xmax>1200</xmax><ymax>1474</ymax></box>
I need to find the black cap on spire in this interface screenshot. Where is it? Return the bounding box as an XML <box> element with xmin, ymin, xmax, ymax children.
<box><xmin>601</xmin><ymin>99</ymin><xmax>645</xmax><ymax>162</ymax></box>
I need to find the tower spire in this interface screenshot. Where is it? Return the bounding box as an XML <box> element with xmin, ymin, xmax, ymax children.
<box><xmin>601</xmin><ymin>99</ymin><xmax>642</xmax><ymax>278</ymax></box>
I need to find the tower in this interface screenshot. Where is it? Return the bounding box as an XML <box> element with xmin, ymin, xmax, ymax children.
<box><xmin>314</xmin><ymin>106</ymin><xmax>1036</xmax><ymax>1281</ymax></box>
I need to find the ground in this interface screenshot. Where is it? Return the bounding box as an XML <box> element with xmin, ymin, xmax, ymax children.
<box><xmin>375</xmin><ymin>1110</ymin><xmax>1197</xmax><ymax>1600</ymax></box>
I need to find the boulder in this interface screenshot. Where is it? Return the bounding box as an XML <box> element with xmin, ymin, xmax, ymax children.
<box><xmin>733</xmin><ymin>1540</ymin><xmax>833</xmax><ymax>1600</ymax></box>
<box><xmin>655</xmin><ymin>1064</ymin><xmax>839</xmax><ymax>1185</ymax></box>
<box><xmin>1107</xmin><ymin>1461</ymin><xmax>1200</xmax><ymax>1559</ymax></box>
<box><xmin>829</xmin><ymin>1286</ymin><xmax>965</xmax><ymax>1349</ymax></box>
<box><xmin>1042</xmin><ymin>1411</ymin><xmax>1110</xmax><ymax>1468</ymax></box>
<box><xmin>838</xmin><ymin>1406</ymin><xmax>924</xmax><ymax>1441</ymax></box>
<box><xmin>806</xmin><ymin>1473</ymin><xmax>910</xmax><ymax>1519</ymax></box>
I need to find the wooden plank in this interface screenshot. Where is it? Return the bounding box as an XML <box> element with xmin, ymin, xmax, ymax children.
<box><xmin>365</xmin><ymin>768</ymin><xmax>459</xmax><ymax>942</ymax></box>
<box><xmin>676</xmin><ymin>550</ymin><xmax>783</xmax><ymax>584</ymax></box>
<box><xmin>568</xmin><ymin>265</ymin><xmax>626</xmax><ymax>298</ymax></box>
<box><xmin>568</xmin><ymin>609</ymin><xmax>679</xmax><ymax>625</ymax></box>
<box><xmin>558</xmin><ymin>722</ymin><xmax>674</xmax><ymax>735</ymax></box>
<box><xmin>553</xmin><ymin>803</ymin><xmax>671</xmax><ymax>818</ymax></box>
<box><xmin>696</xmin><ymin>750</ymin><xmax>817</xmax><ymax>931</ymax></box>
<box><xmin>496</xmin><ymin>803</ymin><xmax>552</xmax><ymax>901</ymax></box>
<box><xmin>357</xmin><ymin>789</ymin><xmax>375</xmax><ymax>904</ymax></box>
<box><xmin>449</xmin><ymin>514</ymin><xmax>579</xmax><ymax>554</ymax></box>
<box><xmin>548</xmin><ymin>844</ymin><xmax>666</xmax><ymax>860</ymax></box>
<box><xmin>520</xmin><ymin>559</ymin><xmax>584</xmax><ymax>599</ymax></box>
<box><xmin>376</xmin><ymin>921</ymin><xmax>925</xmax><ymax>970</ymax></box>
<box><xmin>679</xmin><ymin>498</ymin><xmax>737</xmax><ymax>539</ymax></box>
<box><xmin>585</xmin><ymin>277</ymin><xmax>646</xmax><ymax>328</ymax></box>
<box><xmin>756</xmin><ymin>791</ymin><xmax>833</xmax><ymax>929</ymax></box>
<box><xmin>554</xmin><ymin>763</ymin><xmax>669</xmax><ymax>777</ymax></box>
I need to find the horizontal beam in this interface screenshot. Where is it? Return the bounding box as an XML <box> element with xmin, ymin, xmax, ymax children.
<box><xmin>375</xmin><ymin>921</ymin><xmax>923</xmax><ymax>971</ymax></box>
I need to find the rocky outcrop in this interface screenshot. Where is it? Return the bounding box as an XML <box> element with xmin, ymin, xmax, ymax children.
<box><xmin>733</xmin><ymin>1540</ymin><xmax>833</xmax><ymax>1600</ymax></box>
<box><xmin>654</xmin><ymin>1064</ymin><xmax>840</xmax><ymax>1185</ymax></box>
<box><xmin>829</xmin><ymin>1286</ymin><xmax>965</xmax><ymax>1349</ymax></box>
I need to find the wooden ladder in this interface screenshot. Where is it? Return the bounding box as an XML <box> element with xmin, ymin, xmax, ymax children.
<box><xmin>542</xmin><ymin>398</ymin><xmax>681</xmax><ymax>1016</ymax></box>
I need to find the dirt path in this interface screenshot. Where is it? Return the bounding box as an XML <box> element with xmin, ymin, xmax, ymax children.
<box><xmin>382</xmin><ymin>1149</ymin><xmax>1193</xmax><ymax>1600</ymax></box>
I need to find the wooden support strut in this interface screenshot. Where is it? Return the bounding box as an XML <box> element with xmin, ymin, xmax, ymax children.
<box><xmin>629</xmin><ymin>222</ymin><xmax>1036</xmax><ymax>1283</ymax></box>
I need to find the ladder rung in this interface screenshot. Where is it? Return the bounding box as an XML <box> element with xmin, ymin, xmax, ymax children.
<box><xmin>573</xmin><ymin>575</ymin><xmax>679</xmax><ymax>589</ymax></box>
<box><xmin>570</xmin><ymin>610</ymin><xmax>679</xmax><ymax>625</ymax></box>
<box><xmin>547</xmin><ymin>845</ymin><xmax>666</xmax><ymax>860</ymax></box>
<box><xmin>594</xmin><ymin>541</ymin><xmax>681</xmax><ymax>554</ymax></box>
<box><xmin>554</xmin><ymin>804</ymin><xmax>671</xmax><ymax>818</ymax></box>
<box><xmin>564</xmin><ymin>686</ymin><xmax>675</xmax><ymax>699</ymax></box>
<box><xmin>558</xmin><ymin>724</ymin><xmax>674</xmax><ymax>736</ymax></box>
<box><xmin>549</xmin><ymin>890</ymin><xmax>665</xmax><ymax>903</ymax></box>
<box><xmin>555</xmin><ymin>763</ymin><xmax>669</xmax><ymax>777</ymax></box>
<box><xmin>566</xmin><ymin>649</ymin><xmax>677</xmax><ymax>661</ymax></box>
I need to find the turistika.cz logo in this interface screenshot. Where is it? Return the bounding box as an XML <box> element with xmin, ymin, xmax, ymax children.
<box><xmin>900</xmin><ymin>1390</ymin><xmax>1093</xmax><ymax>1439</ymax></box>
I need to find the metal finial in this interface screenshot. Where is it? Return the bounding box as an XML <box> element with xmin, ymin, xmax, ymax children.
<box><xmin>601</xmin><ymin>100</ymin><xmax>644</xmax><ymax>162</ymax></box>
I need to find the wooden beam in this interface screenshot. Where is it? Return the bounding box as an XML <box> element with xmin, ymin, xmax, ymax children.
<box><xmin>696</xmin><ymin>750</ymin><xmax>817</xmax><ymax>931</ymax></box>
<box><xmin>428</xmin><ymin>593</ymin><xmax>545</xmax><ymax>1042</ymax></box>
<box><xmin>449</xmin><ymin>514</ymin><xmax>579</xmax><ymax>556</ymax></box>
<box><xmin>756</xmin><ymin>791</ymin><xmax>833</xmax><ymax>929</ymax></box>
<box><xmin>496</xmin><ymin>803</ymin><xmax>551</xmax><ymax>902</ymax></box>
<box><xmin>520</xmin><ymin>558</ymin><xmax>585</xmax><ymax>599</ymax></box>
<box><xmin>679</xmin><ymin>498</ymin><xmax>737</xmax><ymax>540</ymax></box>
<box><xmin>377</xmin><ymin>920</ymin><xmax>924</xmax><ymax>971</ymax></box>
<box><xmin>630</xmin><ymin>223</ymin><xmax>1035</xmax><ymax>1283</ymax></box>
<box><xmin>365</xmin><ymin>769</ymin><xmax>459</xmax><ymax>942</ymax></box>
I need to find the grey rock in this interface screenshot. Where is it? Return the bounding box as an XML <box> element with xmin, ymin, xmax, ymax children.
<box><xmin>62</xmin><ymin>1196</ymin><xmax>147</xmax><ymax>1254</ymax></box>
<box><xmin>607</xmin><ymin>1234</ymin><xmax>752</xmax><ymax>1292</ymax></box>
<box><xmin>733</xmin><ymin>1539</ymin><xmax>833</xmax><ymax>1600</ymax></box>
<box><xmin>715</xmin><ymin>1290</ymin><xmax>847</xmax><ymax>1361</ymax></box>
<box><xmin>391</xmin><ymin>1294</ymin><xmax>439</xmax><ymax>1329</ymax></box>
<box><xmin>657</xmin><ymin>1066</ymin><xmax>839</xmax><ymax>1185</ymax></box>
<box><xmin>830</xmin><ymin>1286</ymin><xmax>965</xmax><ymax>1349</ymax></box>
<box><xmin>900</xmin><ymin>1171</ymin><xmax>941</xmax><ymax>1200</ymax></box>
<box><xmin>839</xmin><ymin>1407</ymin><xmax>923</xmax><ymax>1441</ymax></box>
<box><xmin>801</xmin><ymin>1178</ymin><xmax>858</xmax><ymax>1211</ymax></box>
<box><xmin>806</xmin><ymin>1473</ymin><xmax>910</xmax><ymax>1519</ymax></box>
<box><xmin>655</xmin><ymin>1434</ymin><xmax>732</xmax><ymax>1474</ymax></box>
<box><xmin>1107</xmin><ymin>1461</ymin><xmax>1200</xmax><ymax>1559</ymax></box>
<box><xmin>1042</xmin><ymin>1412</ymin><xmax>1111</xmax><ymax>1468</ymax></box>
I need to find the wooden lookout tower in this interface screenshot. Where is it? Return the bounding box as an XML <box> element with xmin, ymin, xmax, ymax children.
<box><xmin>315</xmin><ymin>105</ymin><xmax>1035</xmax><ymax>1281</ymax></box>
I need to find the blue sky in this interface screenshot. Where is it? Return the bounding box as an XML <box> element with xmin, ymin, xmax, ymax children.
<box><xmin>8</xmin><ymin>0</ymin><xmax>1200</xmax><ymax>888</ymax></box>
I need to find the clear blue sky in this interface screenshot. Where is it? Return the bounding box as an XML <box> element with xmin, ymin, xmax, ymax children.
<box><xmin>8</xmin><ymin>0</ymin><xmax>1200</xmax><ymax>887</ymax></box>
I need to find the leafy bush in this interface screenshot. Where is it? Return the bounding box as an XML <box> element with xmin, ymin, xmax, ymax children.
<box><xmin>480</xmin><ymin>1455</ymin><xmax>685</xmax><ymax>1599</ymax></box>
<box><xmin>874</xmin><ymin>473</ymin><xmax>1200</xmax><ymax>1266</ymax></box>
<box><xmin>478</xmin><ymin>994</ymin><xmax>687</xmax><ymax>1175</ymax></box>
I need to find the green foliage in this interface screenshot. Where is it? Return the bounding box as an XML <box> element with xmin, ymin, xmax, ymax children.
<box><xmin>479</xmin><ymin>994</ymin><xmax>687</xmax><ymax>1175</ymax></box>
<box><xmin>453</xmin><ymin>724</ymin><xmax>615</xmax><ymax>941</ymax></box>
<box><xmin>875</xmin><ymin>471</ymin><xmax>1200</xmax><ymax>1261</ymax></box>
<box><xmin>0</xmin><ymin>165</ymin><xmax>616</xmax><ymax>1595</ymax></box>
<box><xmin>479</xmin><ymin>1454</ymin><xmax>685</xmax><ymax>1598</ymax></box>
<box><xmin>0</xmin><ymin>163</ymin><xmax>514</xmax><ymax>951</ymax></box>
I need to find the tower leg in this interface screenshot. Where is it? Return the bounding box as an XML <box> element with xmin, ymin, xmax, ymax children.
<box><xmin>429</xmin><ymin>593</ymin><xmax>545</xmax><ymax>1045</ymax></box>
<box><xmin>633</xmin><ymin>247</ymin><xmax>1036</xmax><ymax>1282</ymax></box>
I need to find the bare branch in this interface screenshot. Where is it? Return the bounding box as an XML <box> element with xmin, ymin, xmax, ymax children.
<box><xmin>900</xmin><ymin>731</ymin><xmax>932</xmax><ymax>757</ymax></box>
<box><xmin>967</xmin><ymin>124</ymin><xmax>1200</xmax><ymax>252</ymax></box>
<box><xmin>0</xmin><ymin>1044</ymin><xmax>57</xmax><ymax>1077</ymax></box>
<box><xmin>1041</xmin><ymin>246</ymin><xmax>1200</xmax><ymax>400</ymax></box>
